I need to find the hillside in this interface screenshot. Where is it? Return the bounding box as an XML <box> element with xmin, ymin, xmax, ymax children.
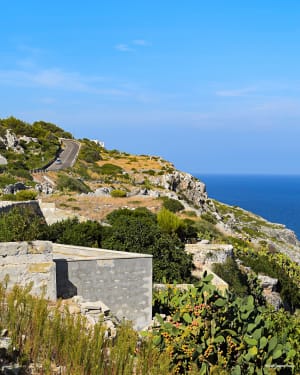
<box><xmin>1</xmin><ymin>117</ymin><xmax>300</xmax><ymax>373</ymax></box>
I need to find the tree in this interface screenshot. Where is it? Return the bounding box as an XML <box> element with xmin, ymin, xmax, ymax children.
<box><xmin>47</xmin><ymin>218</ymin><xmax>102</xmax><ymax>248</ymax></box>
<box><xmin>102</xmin><ymin>208</ymin><xmax>193</xmax><ymax>282</ymax></box>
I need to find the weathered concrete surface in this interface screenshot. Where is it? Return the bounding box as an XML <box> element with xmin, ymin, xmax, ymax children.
<box><xmin>0</xmin><ymin>241</ymin><xmax>56</xmax><ymax>300</ymax></box>
<box><xmin>53</xmin><ymin>244</ymin><xmax>152</xmax><ymax>330</ymax></box>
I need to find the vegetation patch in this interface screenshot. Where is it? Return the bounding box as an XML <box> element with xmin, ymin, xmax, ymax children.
<box><xmin>110</xmin><ymin>189</ymin><xmax>127</xmax><ymax>198</ymax></box>
<box><xmin>56</xmin><ymin>174</ymin><xmax>91</xmax><ymax>194</ymax></box>
<box><xmin>161</xmin><ymin>196</ymin><xmax>185</xmax><ymax>213</ymax></box>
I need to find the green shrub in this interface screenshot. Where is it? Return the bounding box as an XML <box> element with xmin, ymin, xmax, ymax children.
<box><xmin>195</xmin><ymin>219</ymin><xmax>224</xmax><ymax>242</ymax></box>
<box><xmin>56</xmin><ymin>175</ymin><xmax>91</xmax><ymax>194</ymax></box>
<box><xmin>212</xmin><ymin>257</ymin><xmax>249</xmax><ymax>296</ymax></box>
<box><xmin>238</xmin><ymin>251</ymin><xmax>300</xmax><ymax>311</ymax></box>
<box><xmin>15</xmin><ymin>189</ymin><xmax>38</xmax><ymax>201</ymax></box>
<box><xmin>161</xmin><ymin>197</ymin><xmax>184</xmax><ymax>213</ymax></box>
<box><xmin>97</xmin><ymin>163</ymin><xmax>123</xmax><ymax>175</ymax></box>
<box><xmin>0</xmin><ymin>206</ymin><xmax>47</xmax><ymax>241</ymax></box>
<box><xmin>1</xmin><ymin>189</ymin><xmax>38</xmax><ymax>202</ymax></box>
<box><xmin>102</xmin><ymin>208</ymin><xmax>193</xmax><ymax>282</ymax></box>
<box><xmin>183</xmin><ymin>210</ymin><xmax>197</xmax><ymax>217</ymax></box>
<box><xmin>157</xmin><ymin>208</ymin><xmax>182</xmax><ymax>234</ymax></box>
<box><xmin>1</xmin><ymin>193</ymin><xmax>16</xmax><ymax>201</ymax></box>
<box><xmin>201</xmin><ymin>211</ymin><xmax>218</xmax><ymax>224</ymax></box>
<box><xmin>47</xmin><ymin>217</ymin><xmax>102</xmax><ymax>247</ymax></box>
<box><xmin>144</xmin><ymin>169</ymin><xmax>156</xmax><ymax>176</ymax></box>
<box><xmin>110</xmin><ymin>189</ymin><xmax>127</xmax><ymax>198</ymax></box>
<box><xmin>79</xmin><ymin>143</ymin><xmax>102</xmax><ymax>163</ymax></box>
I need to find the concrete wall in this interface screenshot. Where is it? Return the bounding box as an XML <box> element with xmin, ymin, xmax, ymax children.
<box><xmin>53</xmin><ymin>244</ymin><xmax>152</xmax><ymax>330</ymax></box>
<box><xmin>0</xmin><ymin>241</ymin><xmax>56</xmax><ymax>300</ymax></box>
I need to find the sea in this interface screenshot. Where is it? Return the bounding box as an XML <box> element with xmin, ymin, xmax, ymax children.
<box><xmin>195</xmin><ymin>174</ymin><xmax>300</xmax><ymax>240</ymax></box>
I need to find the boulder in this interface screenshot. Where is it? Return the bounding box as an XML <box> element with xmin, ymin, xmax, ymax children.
<box><xmin>3</xmin><ymin>182</ymin><xmax>28</xmax><ymax>194</ymax></box>
<box><xmin>93</xmin><ymin>187</ymin><xmax>112</xmax><ymax>196</ymax></box>
<box><xmin>0</xmin><ymin>154</ymin><xmax>7</xmax><ymax>165</ymax></box>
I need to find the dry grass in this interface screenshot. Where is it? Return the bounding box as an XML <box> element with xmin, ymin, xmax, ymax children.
<box><xmin>97</xmin><ymin>155</ymin><xmax>173</xmax><ymax>172</ymax></box>
<box><xmin>42</xmin><ymin>194</ymin><xmax>163</xmax><ymax>221</ymax></box>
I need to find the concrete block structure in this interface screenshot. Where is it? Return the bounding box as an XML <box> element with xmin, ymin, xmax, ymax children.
<box><xmin>53</xmin><ymin>244</ymin><xmax>152</xmax><ymax>330</ymax></box>
<box><xmin>0</xmin><ymin>240</ymin><xmax>153</xmax><ymax>331</ymax></box>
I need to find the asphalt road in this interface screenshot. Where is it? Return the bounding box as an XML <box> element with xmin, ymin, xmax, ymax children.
<box><xmin>47</xmin><ymin>139</ymin><xmax>80</xmax><ymax>171</ymax></box>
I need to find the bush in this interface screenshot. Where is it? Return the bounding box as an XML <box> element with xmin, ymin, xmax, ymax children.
<box><xmin>161</xmin><ymin>197</ymin><xmax>184</xmax><ymax>213</ymax></box>
<box><xmin>238</xmin><ymin>252</ymin><xmax>300</xmax><ymax>311</ymax></box>
<box><xmin>0</xmin><ymin>206</ymin><xmax>47</xmax><ymax>241</ymax></box>
<box><xmin>0</xmin><ymin>174</ymin><xmax>16</xmax><ymax>188</ymax></box>
<box><xmin>212</xmin><ymin>257</ymin><xmax>249</xmax><ymax>296</ymax></box>
<box><xmin>1</xmin><ymin>193</ymin><xmax>16</xmax><ymax>201</ymax></box>
<box><xmin>195</xmin><ymin>219</ymin><xmax>224</xmax><ymax>242</ymax></box>
<box><xmin>102</xmin><ymin>208</ymin><xmax>193</xmax><ymax>282</ymax></box>
<box><xmin>97</xmin><ymin>163</ymin><xmax>123</xmax><ymax>175</ymax></box>
<box><xmin>110</xmin><ymin>189</ymin><xmax>127</xmax><ymax>198</ymax></box>
<box><xmin>79</xmin><ymin>143</ymin><xmax>102</xmax><ymax>163</ymax></box>
<box><xmin>157</xmin><ymin>208</ymin><xmax>182</xmax><ymax>234</ymax></box>
<box><xmin>15</xmin><ymin>190</ymin><xmax>38</xmax><ymax>201</ymax></box>
<box><xmin>47</xmin><ymin>217</ymin><xmax>102</xmax><ymax>247</ymax></box>
<box><xmin>56</xmin><ymin>175</ymin><xmax>91</xmax><ymax>194</ymax></box>
<box><xmin>201</xmin><ymin>211</ymin><xmax>218</xmax><ymax>224</ymax></box>
<box><xmin>183</xmin><ymin>210</ymin><xmax>197</xmax><ymax>217</ymax></box>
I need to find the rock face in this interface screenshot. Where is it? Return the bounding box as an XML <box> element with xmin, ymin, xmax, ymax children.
<box><xmin>257</xmin><ymin>275</ymin><xmax>283</xmax><ymax>310</ymax></box>
<box><xmin>0</xmin><ymin>129</ymin><xmax>39</xmax><ymax>155</ymax></box>
<box><xmin>157</xmin><ymin>171</ymin><xmax>212</xmax><ymax>213</ymax></box>
<box><xmin>35</xmin><ymin>182</ymin><xmax>54</xmax><ymax>195</ymax></box>
<box><xmin>3</xmin><ymin>182</ymin><xmax>28</xmax><ymax>194</ymax></box>
<box><xmin>185</xmin><ymin>244</ymin><xmax>233</xmax><ymax>269</ymax></box>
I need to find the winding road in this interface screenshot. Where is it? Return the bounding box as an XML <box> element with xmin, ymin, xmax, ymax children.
<box><xmin>47</xmin><ymin>139</ymin><xmax>80</xmax><ymax>171</ymax></box>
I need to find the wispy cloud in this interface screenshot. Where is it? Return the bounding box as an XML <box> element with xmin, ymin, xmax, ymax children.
<box><xmin>132</xmin><ymin>39</ymin><xmax>150</xmax><ymax>46</ymax></box>
<box><xmin>215</xmin><ymin>87</ymin><xmax>256</xmax><ymax>97</ymax></box>
<box><xmin>115</xmin><ymin>44</ymin><xmax>134</xmax><ymax>52</ymax></box>
<box><xmin>115</xmin><ymin>39</ymin><xmax>151</xmax><ymax>52</ymax></box>
<box><xmin>0</xmin><ymin>67</ymin><xmax>130</xmax><ymax>97</ymax></box>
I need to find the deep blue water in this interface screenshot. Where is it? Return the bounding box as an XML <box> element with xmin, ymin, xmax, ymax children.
<box><xmin>195</xmin><ymin>174</ymin><xmax>300</xmax><ymax>239</ymax></box>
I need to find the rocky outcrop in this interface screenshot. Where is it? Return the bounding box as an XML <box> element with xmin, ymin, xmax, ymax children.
<box><xmin>185</xmin><ymin>244</ymin><xmax>233</xmax><ymax>269</ymax></box>
<box><xmin>150</xmin><ymin>171</ymin><xmax>213</xmax><ymax>213</ymax></box>
<box><xmin>257</xmin><ymin>275</ymin><xmax>282</xmax><ymax>310</ymax></box>
<box><xmin>3</xmin><ymin>182</ymin><xmax>28</xmax><ymax>194</ymax></box>
<box><xmin>0</xmin><ymin>129</ymin><xmax>39</xmax><ymax>155</ymax></box>
<box><xmin>35</xmin><ymin>182</ymin><xmax>54</xmax><ymax>195</ymax></box>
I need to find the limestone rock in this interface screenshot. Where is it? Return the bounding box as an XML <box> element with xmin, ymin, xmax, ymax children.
<box><xmin>35</xmin><ymin>182</ymin><xmax>53</xmax><ymax>195</ymax></box>
<box><xmin>3</xmin><ymin>183</ymin><xmax>28</xmax><ymax>194</ymax></box>
<box><xmin>0</xmin><ymin>154</ymin><xmax>7</xmax><ymax>165</ymax></box>
<box><xmin>257</xmin><ymin>275</ymin><xmax>278</xmax><ymax>291</ymax></box>
<box><xmin>154</xmin><ymin>171</ymin><xmax>211</xmax><ymax>213</ymax></box>
<box><xmin>93</xmin><ymin>187</ymin><xmax>112</xmax><ymax>196</ymax></box>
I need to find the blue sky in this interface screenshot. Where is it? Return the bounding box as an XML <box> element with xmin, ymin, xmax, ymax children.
<box><xmin>1</xmin><ymin>1</ymin><xmax>300</xmax><ymax>174</ymax></box>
